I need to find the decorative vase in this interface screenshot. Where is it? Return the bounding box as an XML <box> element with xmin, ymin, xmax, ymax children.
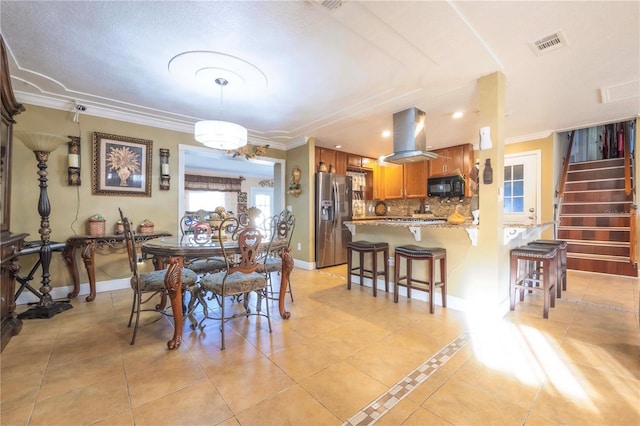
<box><xmin>318</xmin><ymin>161</ymin><xmax>328</xmax><ymax>172</ymax></box>
<box><xmin>117</xmin><ymin>167</ymin><xmax>131</xmax><ymax>186</ymax></box>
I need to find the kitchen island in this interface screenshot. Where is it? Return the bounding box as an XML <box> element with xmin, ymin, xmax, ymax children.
<box><xmin>344</xmin><ymin>217</ymin><xmax>553</xmax><ymax>313</ymax></box>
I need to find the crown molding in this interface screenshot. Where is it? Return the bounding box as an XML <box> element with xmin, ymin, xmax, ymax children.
<box><xmin>14</xmin><ymin>91</ymin><xmax>287</xmax><ymax>151</ymax></box>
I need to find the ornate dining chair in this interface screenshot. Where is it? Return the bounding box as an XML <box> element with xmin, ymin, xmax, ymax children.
<box><xmin>118</xmin><ymin>208</ymin><xmax>198</xmax><ymax>345</ymax></box>
<box><xmin>197</xmin><ymin>216</ymin><xmax>271</xmax><ymax>350</ymax></box>
<box><xmin>179</xmin><ymin>210</ymin><xmax>226</xmax><ymax>275</ymax></box>
<box><xmin>259</xmin><ymin>209</ymin><xmax>296</xmax><ymax>302</ymax></box>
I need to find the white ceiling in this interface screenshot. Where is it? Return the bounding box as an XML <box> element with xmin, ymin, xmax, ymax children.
<box><xmin>2</xmin><ymin>1</ymin><xmax>639</xmax><ymax>176</ymax></box>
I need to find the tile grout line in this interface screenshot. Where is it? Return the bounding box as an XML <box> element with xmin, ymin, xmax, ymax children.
<box><xmin>559</xmin><ymin>297</ymin><xmax>636</xmax><ymax>313</ymax></box>
<box><xmin>343</xmin><ymin>331</ymin><xmax>472</xmax><ymax>426</ymax></box>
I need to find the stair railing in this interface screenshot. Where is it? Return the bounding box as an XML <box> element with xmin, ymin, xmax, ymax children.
<box><xmin>630</xmin><ymin>205</ymin><xmax>637</xmax><ymax>266</ymax></box>
<box><xmin>554</xmin><ymin>130</ymin><xmax>575</xmax><ymax>238</ymax></box>
<box><xmin>555</xmin><ymin>130</ymin><xmax>575</xmax><ymax>199</ymax></box>
<box><xmin>623</xmin><ymin>123</ymin><xmax>632</xmax><ymax>195</ymax></box>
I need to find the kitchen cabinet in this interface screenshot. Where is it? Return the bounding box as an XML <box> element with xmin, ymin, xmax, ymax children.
<box><xmin>335</xmin><ymin>151</ymin><xmax>347</xmax><ymax>175</ymax></box>
<box><xmin>372</xmin><ymin>161</ymin><xmax>384</xmax><ymax>199</ymax></box>
<box><xmin>382</xmin><ymin>161</ymin><xmax>428</xmax><ymax>200</ymax></box>
<box><xmin>315</xmin><ymin>147</ymin><xmax>337</xmax><ymax>173</ymax></box>
<box><xmin>347</xmin><ymin>154</ymin><xmax>375</xmax><ymax>170</ymax></box>
<box><xmin>429</xmin><ymin>144</ymin><xmax>473</xmax><ymax>178</ymax></box>
<box><xmin>316</xmin><ymin>147</ymin><xmax>379</xmax><ymax>198</ymax></box>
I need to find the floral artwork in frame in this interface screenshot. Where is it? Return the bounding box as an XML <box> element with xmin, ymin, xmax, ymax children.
<box><xmin>92</xmin><ymin>132</ymin><xmax>152</xmax><ymax>196</ymax></box>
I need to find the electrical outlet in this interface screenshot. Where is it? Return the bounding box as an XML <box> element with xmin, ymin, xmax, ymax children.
<box><xmin>297</xmin><ymin>242</ymin><xmax>301</xmax><ymax>251</ymax></box>
<box><xmin>387</xmin><ymin>256</ymin><xmax>394</xmax><ymax>266</ymax></box>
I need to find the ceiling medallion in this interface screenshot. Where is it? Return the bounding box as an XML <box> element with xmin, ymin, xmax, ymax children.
<box><xmin>168</xmin><ymin>50</ymin><xmax>268</xmax><ymax>91</ymax></box>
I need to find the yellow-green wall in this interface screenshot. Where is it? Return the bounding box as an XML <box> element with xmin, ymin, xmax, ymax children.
<box><xmin>11</xmin><ymin>104</ymin><xmax>285</xmax><ymax>288</ymax></box>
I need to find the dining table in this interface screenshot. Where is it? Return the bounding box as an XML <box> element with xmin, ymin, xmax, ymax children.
<box><xmin>141</xmin><ymin>235</ymin><xmax>294</xmax><ymax>350</ymax></box>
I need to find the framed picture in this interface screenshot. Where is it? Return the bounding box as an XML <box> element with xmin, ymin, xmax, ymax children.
<box><xmin>92</xmin><ymin>132</ymin><xmax>153</xmax><ymax>197</ymax></box>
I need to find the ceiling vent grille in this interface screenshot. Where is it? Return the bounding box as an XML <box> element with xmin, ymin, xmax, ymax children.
<box><xmin>529</xmin><ymin>31</ymin><xmax>567</xmax><ymax>56</ymax></box>
<box><xmin>315</xmin><ymin>0</ymin><xmax>344</xmax><ymax>11</ymax></box>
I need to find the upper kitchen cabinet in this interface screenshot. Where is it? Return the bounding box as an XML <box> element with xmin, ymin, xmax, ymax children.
<box><xmin>429</xmin><ymin>144</ymin><xmax>473</xmax><ymax>178</ymax></box>
<box><xmin>347</xmin><ymin>154</ymin><xmax>375</xmax><ymax>170</ymax></box>
<box><xmin>315</xmin><ymin>147</ymin><xmax>347</xmax><ymax>175</ymax></box>
<box><xmin>382</xmin><ymin>161</ymin><xmax>428</xmax><ymax>200</ymax></box>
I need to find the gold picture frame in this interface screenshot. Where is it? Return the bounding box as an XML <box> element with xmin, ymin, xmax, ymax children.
<box><xmin>92</xmin><ymin>132</ymin><xmax>152</xmax><ymax>197</ymax></box>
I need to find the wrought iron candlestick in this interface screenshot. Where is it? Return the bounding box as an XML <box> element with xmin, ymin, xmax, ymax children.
<box><xmin>15</xmin><ymin>132</ymin><xmax>73</xmax><ymax>319</ymax></box>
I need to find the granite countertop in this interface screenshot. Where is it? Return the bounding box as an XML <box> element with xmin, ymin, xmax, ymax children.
<box><xmin>346</xmin><ymin>217</ymin><xmax>475</xmax><ymax>228</ymax></box>
<box><xmin>346</xmin><ymin>217</ymin><xmax>554</xmax><ymax>230</ymax></box>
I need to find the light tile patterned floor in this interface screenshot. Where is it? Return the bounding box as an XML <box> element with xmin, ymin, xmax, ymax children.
<box><xmin>1</xmin><ymin>267</ymin><xmax>638</xmax><ymax>425</ymax></box>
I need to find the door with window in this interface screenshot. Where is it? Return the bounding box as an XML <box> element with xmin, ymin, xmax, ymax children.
<box><xmin>251</xmin><ymin>187</ymin><xmax>273</xmax><ymax>224</ymax></box>
<box><xmin>504</xmin><ymin>151</ymin><xmax>540</xmax><ymax>224</ymax></box>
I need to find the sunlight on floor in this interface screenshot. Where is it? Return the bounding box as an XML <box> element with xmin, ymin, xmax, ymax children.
<box><xmin>467</xmin><ymin>309</ymin><xmax>595</xmax><ymax>406</ymax></box>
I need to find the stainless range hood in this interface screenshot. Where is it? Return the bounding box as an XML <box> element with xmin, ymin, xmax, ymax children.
<box><xmin>383</xmin><ymin>107</ymin><xmax>438</xmax><ymax>164</ymax></box>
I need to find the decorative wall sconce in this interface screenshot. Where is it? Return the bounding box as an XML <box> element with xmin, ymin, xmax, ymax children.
<box><xmin>479</xmin><ymin>126</ymin><xmax>493</xmax><ymax>150</ymax></box>
<box><xmin>159</xmin><ymin>148</ymin><xmax>170</xmax><ymax>190</ymax></box>
<box><xmin>288</xmin><ymin>165</ymin><xmax>302</xmax><ymax>197</ymax></box>
<box><xmin>67</xmin><ymin>136</ymin><xmax>81</xmax><ymax>185</ymax></box>
<box><xmin>483</xmin><ymin>158</ymin><xmax>493</xmax><ymax>185</ymax></box>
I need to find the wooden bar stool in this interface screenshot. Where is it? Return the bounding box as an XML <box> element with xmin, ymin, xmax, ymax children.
<box><xmin>510</xmin><ymin>245</ymin><xmax>558</xmax><ymax>319</ymax></box>
<box><xmin>530</xmin><ymin>239</ymin><xmax>567</xmax><ymax>293</ymax></box>
<box><xmin>347</xmin><ymin>241</ymin><xmax>389</xmax><ymax>297</ymax></box>
<box><xmin>393</xmin><ymin>245</ymin><xmax>446</xmax><ymax>314</ymax></box>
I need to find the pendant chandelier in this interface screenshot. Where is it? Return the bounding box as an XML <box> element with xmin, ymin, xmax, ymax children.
<box><xmin>194</xmin><ymin>78</ymin><xmax>248</xmax><ymax>150</ymax></box>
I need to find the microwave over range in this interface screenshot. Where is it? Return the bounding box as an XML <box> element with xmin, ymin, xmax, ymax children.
<box><xmin>427</xmin><ymin>175</ymin><xmax>465</xmax><ymax>197</ymax></box>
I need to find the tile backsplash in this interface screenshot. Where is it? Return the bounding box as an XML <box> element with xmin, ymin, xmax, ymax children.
<box><xmin>358</xmin><ymin>197</ymin><xmax>473</xmax><ymax>218</ymax></box>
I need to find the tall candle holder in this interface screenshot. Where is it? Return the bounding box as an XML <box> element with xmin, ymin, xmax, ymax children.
<box><xmin>14</xmin><ymin>131</ymin><xmax>73</xmax><ymax>319</ymax></box>
<box><xmin>160</xmin><ymin>148</ymin><xmax>170</xmax><ymax>190</ymax></box>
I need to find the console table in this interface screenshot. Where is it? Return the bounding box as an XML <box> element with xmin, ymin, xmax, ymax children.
<box><xmin>63</xmin><ymin>232</ymin><xmax>171</xmax><ymax>302</ymax></box>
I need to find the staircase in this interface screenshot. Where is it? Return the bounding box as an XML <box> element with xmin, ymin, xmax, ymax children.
<box><xmin>558</xmin><ymin>157</ymin><xmax>638</xmax><ymax>277</ymax></box>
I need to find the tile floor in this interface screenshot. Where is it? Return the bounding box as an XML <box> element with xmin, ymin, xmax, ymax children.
<box><xmin>1</xmin><ymin>266</ymin><xmax>638</xmax><ymax>425</ymax></box>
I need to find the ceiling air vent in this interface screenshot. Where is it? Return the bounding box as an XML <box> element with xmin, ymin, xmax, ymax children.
<box><xmin>314</xmin><ymin>0</ymin><xmax>344</xmax><ymax>11</ymax></box>
<box><xmin>529</xmin><ymin>31</ymin><xmax>567</xmax><ymax>56</ymax></box>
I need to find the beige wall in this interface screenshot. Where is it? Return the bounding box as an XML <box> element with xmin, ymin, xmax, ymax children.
<box><xmin>11</xmin><ymin>104</ymin><xmax>285</xmax><ymax>288</ymax></box>
<box><xmin>283</xmin><ymin>139</ymin><xmax>314</xmax><ymax>265</ymax></box>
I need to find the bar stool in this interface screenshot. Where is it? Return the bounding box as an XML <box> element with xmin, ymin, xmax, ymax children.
<box><xmin>393</xmin><ymin>245</ymin><xmax>446</xmax><ymax>314</ymax></box>
<box><xmin>510</xmin><ymin>245</ymin><xmax>558</xmax><ymax>319</ymax></box>
<box><xmin>529</xmin><ymin>239</ymin><xmax>567</xmax><ymax>293</ymax></box>
<box><xmin>347</xmin><ymin>241</ymin><xmax>389</xmax><ymax>297</ymax></box>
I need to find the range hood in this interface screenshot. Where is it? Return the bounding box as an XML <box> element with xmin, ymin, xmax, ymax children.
<box><xmin>383</xmin><ymin>107</ymin><xmax>438</xmax><ymax>164</ymax></box>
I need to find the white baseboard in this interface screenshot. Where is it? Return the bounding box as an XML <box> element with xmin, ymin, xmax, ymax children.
<box><xmin>15</xmin><ymin>278</ymin><xmax>130</xmax><ymax>305</ymax></box>
<box><xmin>293</xmin><ymin>259</ymin><xmax>315</xmax><ymax>271</ymax></box>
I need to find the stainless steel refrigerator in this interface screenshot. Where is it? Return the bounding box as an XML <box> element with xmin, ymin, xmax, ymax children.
<box><xmin>315</xmin><ymin>172</ymin><xmax>353</xmax><ymax>268</ymax></box>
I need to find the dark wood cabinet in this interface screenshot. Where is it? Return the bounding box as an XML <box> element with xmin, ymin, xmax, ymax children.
<box><xmin>381</xmin><ymin>161</ymin><xmax>428</xmax><ymax>200</ymax></box>
<box><xmin>1</xmin><ymin>35</ymin><xmax>26</xmax><ymax>351</ymax></box>
<box><xmin>315</xmin><ymin>147</ymin><xmax>378</xmax><ymax>195</ymax></box>
<box><xmin>428</xmin><ymin>144</ymin><xmax>473</xmax><ymax>178</ymax></box>
<box><xmin>429</xmin><ymin>144</ymin><xmax>474</xmax><ymax>196</ymax></box>
<box><xmin>335</xmin><ymin>151</ymin><xmax>347</xmax><ymax>175</ymax></box>
<box><xmin>347</xmin><ymin>154</ymin><xmax>361</xmax><ymax>168</ymax></box>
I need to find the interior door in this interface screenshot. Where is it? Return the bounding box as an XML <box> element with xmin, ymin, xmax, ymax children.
<box><xmin>504</xmin><ymin>151</ymin><xmax>540</xmax><ymax>224</ymax></box>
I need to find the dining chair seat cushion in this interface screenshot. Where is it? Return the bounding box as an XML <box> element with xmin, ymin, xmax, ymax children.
<box><xmin>256</xmin><ymin>257</ymin><xmax>282</xmax><ymax>274</ymax></box>
<box><xmin>187</xmin><ymin>257</ymin><xmax>227</xmax><ymax>274</ymax></box>
<box><xmin>132</xmin><ymin>267</ymin><xmax>198</xmax><ymax>292</ymax></box>
<box><xmin>200</xmin><ymin>271</ymin><xmax>267</xmax><ymax>295</ymax></box>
